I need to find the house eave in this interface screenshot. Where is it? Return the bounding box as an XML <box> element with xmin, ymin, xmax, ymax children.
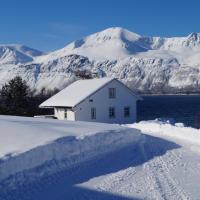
<box><xmin>39</xmin><ymin>105</ymin><xmax>73</xmax><ymax>109</ymax></box>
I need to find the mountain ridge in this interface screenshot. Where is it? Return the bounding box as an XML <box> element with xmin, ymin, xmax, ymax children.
<box><xmin>1</xmin><ymin>27</ymin><xmax>200</xmax><ymax>94</ymax></box>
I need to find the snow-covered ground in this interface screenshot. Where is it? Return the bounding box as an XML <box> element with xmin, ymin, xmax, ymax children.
<box><xmin>1</xmin><ymin>116</ymin><xmax>200</xmax><ymax>199</ymax></box>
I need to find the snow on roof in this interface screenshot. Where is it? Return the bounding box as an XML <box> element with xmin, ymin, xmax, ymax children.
<box><xmin>39</xmin><ymin>78</ymin><xmax>115</xmax><ymax>108</ymax></box>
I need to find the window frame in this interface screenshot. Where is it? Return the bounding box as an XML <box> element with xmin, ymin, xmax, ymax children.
<box><xmin>91</xmin><ymin>107</ymin><xmax>96</xmax><ymax>120</ymax></box>
<box><xmin>109</xmin><ymin>107</ymin><xmax>115</xmax><ymax>118</ymax></box>
<box><xmin>64</xmin><ymin>109</ymin><xmax>67</xmax><ymax>119</ymax></box>
<box><xmin>124</xmin><ymin>106</ymin><xmax>130</xmax><ymax>118</ymax></box>
<box><xmin>109</xmin><ymin>88</ymin><xmax>116</xmax><ymax>99</ymax></box>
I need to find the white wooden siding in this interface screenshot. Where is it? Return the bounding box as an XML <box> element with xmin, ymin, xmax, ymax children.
<box><xmin>74</xmin><ymin>79</ymin><xmax>137</xmax><ymax>124</ymax></box>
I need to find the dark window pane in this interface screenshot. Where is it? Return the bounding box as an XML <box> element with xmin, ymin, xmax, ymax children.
<box><xmin>64</xmin><ymin>109</ymin><xmax>67</xmax><ymax>119</ymax></box>
<box><xmin>91</xmin><ymin>107</ymin><xmax>96</xmax><ymax>119</ymax></box>
<box><xmin>124</xmin><ymin>107</ymin><xmax>130</xmax><ymax>117</ymax></box>
<box><xmin>109</xmin><ymin>107</ymin><xmax>115</xmax><ymax>118</ymax></box>
<box><xmin>109</xmin><ymin>88</ymin><xmax>116</xmax><ymax>98</ymax></box>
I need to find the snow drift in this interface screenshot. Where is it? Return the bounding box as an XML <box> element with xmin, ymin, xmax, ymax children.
<box><xmin>0</xmin><ymin>115</ymin><xmax>141</xmax><ymax>184</ymax></box>
<box><xmin>127</xmin><ymin>119</ymin><xmax>200</xmax><ymax>146</ymax></box>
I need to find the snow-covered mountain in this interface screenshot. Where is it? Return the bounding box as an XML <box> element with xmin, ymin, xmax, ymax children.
<box><xmin>0</xmin><ymin>44</ymin><xmax>43</xmax><ymax>65</ymax></box>
<box><xmin>1</xmin><ymin>27</ymin><xmax>200</xmax><ymax>93</ymax></box>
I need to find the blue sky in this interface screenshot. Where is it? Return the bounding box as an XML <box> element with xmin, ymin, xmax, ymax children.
<box><xmin>1</xmin><ymin>0</ymin><xmax>199</xmax><ymax>52</ymax></box>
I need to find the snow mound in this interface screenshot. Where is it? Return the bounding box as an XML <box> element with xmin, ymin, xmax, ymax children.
<box><xmin>0</xmin><ymin>115</ymin><xmax>141</xmax><ymax>183</ymax></box>
<box><xmin>127</xmin><ymin>119</ymin><xmax>200</xmax><ymax>146</ymax></box>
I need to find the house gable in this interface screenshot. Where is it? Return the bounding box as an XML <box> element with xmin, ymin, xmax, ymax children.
<box><xmin>74</xmin><ymin>79</ymin><xmax>139</xmax><ymax>123</ymax></box>
<box><xmin>74</xmin><ymin>79</ymin><xmax>141</xmax><ymax>109</ymax></box>
<box><xmin>39</xmin><ymin>78</ymin><xmax>114</xmax><ymax>108</ymax></box>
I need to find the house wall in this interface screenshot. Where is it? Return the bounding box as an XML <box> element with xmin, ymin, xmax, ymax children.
<box><xmin>67</xmin><ymin>110</ymin><xmax>75</xmax><ymax>120</ymax></box>
<box><xmin>74</xmin><ymin>79</ymin><xmax>138</xmax><ymax>124</ymax></box>
<box><xmin>54</xmin><ymin>108</ymin><xmax>65</xmax><ymax>120</ymax></box>
<box><xmin>54</xmin><ymin>108</ymin><xmax>75</xmax><ymax>120</ymax></box>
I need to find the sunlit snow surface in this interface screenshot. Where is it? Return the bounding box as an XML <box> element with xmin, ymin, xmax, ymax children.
<box><xmin>1</xmin><ymin>116</ymin><xmax>200</xmax><ymax>200</ymax></box>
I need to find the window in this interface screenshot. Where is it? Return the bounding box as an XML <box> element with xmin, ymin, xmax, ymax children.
<box><xmin>124</xmin><ymin>107</ymin><xmax>130</xmax><ymax>118</ymax></box>
<box><xmin>109</xmin><ymin>88</ymin><xmax>116</xmax><ymax>98</ymax></box>
<box><xmin>64</xmin><ymin>109</ymin><xmax>67</xmax><ymax>119</ymax></box>
<box><xmin>91</xmin><ymin>107</ymin><xmax>96</xmax><ymax>119</ymax></box>
<box><xmin>109</xmin><ymin>107</ymin><xmax>115</xmax><ymax>118</ymax></box>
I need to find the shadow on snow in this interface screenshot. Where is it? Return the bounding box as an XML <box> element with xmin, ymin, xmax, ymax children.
<box><xmin>0</xmin><ymin>133</ymin><xmax>180</xmax><ymax>200</ymax></box>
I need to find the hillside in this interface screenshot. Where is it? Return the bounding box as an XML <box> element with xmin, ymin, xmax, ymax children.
<box><xmin>1</xmin><ymin>28</ymin><xmax>200</xmax><ymax>93</ymax></box>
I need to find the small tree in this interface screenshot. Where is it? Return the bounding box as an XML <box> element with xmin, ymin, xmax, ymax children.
<box><xmin>0</xmin><ymin>76</ymin><xmax>30</xmax><ymax>115</ymax></box>
<box><xmin>75</xmin><ymin>69</ymin><xmax>93</xmax><ymax>79</ymax></box>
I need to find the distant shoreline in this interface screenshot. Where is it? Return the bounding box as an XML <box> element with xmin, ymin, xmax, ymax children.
<box><xmin>141</xmin><ymin>93</ymin><xmax>200</xmax><ymax>96</ymax></box>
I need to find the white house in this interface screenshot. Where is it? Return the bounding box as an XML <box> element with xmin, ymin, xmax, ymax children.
<box><xmin>39</xmin><ymin>78</ymin><xmax>141</xmax><ymax>124</ymax></box>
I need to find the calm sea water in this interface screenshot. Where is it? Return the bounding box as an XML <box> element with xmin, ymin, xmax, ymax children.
<box><xmin>137</xmin><ymin>95</ymin><xmax>200</xmax><ymax>128</ymax></box>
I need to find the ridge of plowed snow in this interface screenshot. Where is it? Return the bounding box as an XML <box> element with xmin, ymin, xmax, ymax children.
<box><xmin>0</xmin><ymin>115</ymin><xmax>141</xmax><ymax>183</ymax></box>
<box><xmin>127</xmin><ymin>119</ymin><xmax>200</xmax><ymax>146</ymax></box>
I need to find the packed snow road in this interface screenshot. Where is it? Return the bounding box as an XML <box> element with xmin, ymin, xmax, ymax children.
<box><xmin>1</xmin><ymin>116</ymin><xmax>200</xmax><ymax>200</ymax></box>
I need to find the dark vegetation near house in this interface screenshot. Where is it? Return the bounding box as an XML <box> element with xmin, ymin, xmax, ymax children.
<box><xmin>74</xmin><ymin>69</ymin><xmax>98</xmax><ymax>79</ymax></box>
<box><xmin>0</xmin><ymin>72</ymin><xmax>97</xmax><ymax>117</ymax></box>
<box><xmin>0</xmin><ymin>76</ymin><xmax>57</xmax><ymax>117</ymax></box>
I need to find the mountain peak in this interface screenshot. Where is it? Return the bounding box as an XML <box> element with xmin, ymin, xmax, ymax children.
<box><xmin>48</xmin><ymin>27</ymin><xmax>144</xmax><ymax>60</ymax></box>
<box><xmin>0</xmin><ymin>44</ymin><xmax>43</xmax><ymax>65</ymax></box>
<box><xmin>187</xmin><ymin>32</ymin><xmax>200</xmax><ymax>41</ymax></box>
<box><xmin>95</xmin><ymin>27</ymin><xmax>141</xmax><ymax>41</ymax></box>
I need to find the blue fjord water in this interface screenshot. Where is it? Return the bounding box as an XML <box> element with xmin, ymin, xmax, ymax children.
<box><xmin>137</xmin><ymin>95</ymin><xmax>200</xmax><ymax>128</ymax></box>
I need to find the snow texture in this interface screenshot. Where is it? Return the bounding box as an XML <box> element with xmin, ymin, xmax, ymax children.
<box><xmin>1</xmin><ymin>27</ymin><xmax>200</xmax><ymax>93</ymax></box>
<box><xmin>1</xmin><ymin>116</ymin><xmax>200</xmax><ymax>199</ymax></box>
<box><xmin>0</xmin><ymin>115</ymin><xmax>141</xmax><ymax>183</ymax></box>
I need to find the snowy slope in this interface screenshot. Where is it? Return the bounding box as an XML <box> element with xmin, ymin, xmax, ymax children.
<box><xmin>1</xmin><ymin>28</ymin><xmax>200</xmax><ymax>93</ymax></box>
<box><xmin>1</xmin><ymin>116</ymin><xmax>200</xmax><ymax>199</ymax></box>
<box><xmin>35</xmin><ymin>27</ymin><xmax>145</xmax><ymax>61</ymax></box>
<box><xmin>0</xmin><ymin>44</ymin><xmax>43</xmax><ymax>65</ymax></box>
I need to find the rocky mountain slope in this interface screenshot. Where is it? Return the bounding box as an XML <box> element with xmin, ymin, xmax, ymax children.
<box><xmin>1</xmin><ymin>27</ymin><xmax>200</xmax><ymax>94</ymax></box>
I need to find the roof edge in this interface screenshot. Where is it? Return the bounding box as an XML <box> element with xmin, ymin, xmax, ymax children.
<box><xmin>73</xmin><ymin>78</ymin><xmax>115</xmax><ymax>108</ymax></box>
<box><xmin>39</xmin><ymin>78</ymin><xmax>115</xmax><ymax>108</ymax></box>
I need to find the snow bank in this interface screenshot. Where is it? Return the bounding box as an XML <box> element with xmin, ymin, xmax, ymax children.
<box><xmin>0</xmin><ymin>115</ymin><xmax>131</xmax><ymax>159</ymax></box>
<box><xmin>127</xmin><ymin>119</ymin><xmax>200</xmax><ymax>146</ymax></box>
<box><xmin>0</xmin><ymin>115</ymin><xmax>141</xmax><ymax>183</ymax></box>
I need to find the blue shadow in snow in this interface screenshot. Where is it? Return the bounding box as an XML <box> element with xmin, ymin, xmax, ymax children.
<box><xmin>0</xmin><ymin>134</ymin><xmax>180</xmax><ymax>200</ymax></box>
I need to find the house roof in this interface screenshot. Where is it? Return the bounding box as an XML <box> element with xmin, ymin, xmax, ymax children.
<box><xmin>39</xmin><ymin>78</ymin><xmax>115</xmax><ymax>108</ymax></box>
<box><xmin>39</xmin><ymin>77</ymin><xmax>142</xmax><ymax>108</ymax></box>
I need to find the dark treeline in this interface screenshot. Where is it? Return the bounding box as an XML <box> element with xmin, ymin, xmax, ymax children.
<box><xmin>0</xmin><ymin>70</ymin><xmax>98</xmax><ymax>117</ymax></box>
<box><xmin>0</xmin><ymin>76</ymin><xmax>57</xmax><ymax>117</ymax></box>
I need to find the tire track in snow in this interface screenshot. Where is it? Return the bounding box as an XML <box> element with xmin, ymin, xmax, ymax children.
<box><xmin>92</xmin><ymin>136</ymin><xmax>191</xmax><ymax>200</ymax></box>
<box><xmin>140</xmin><ymin>138</ymin><xmax>190</xmax><ymax>200</ymax></box>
